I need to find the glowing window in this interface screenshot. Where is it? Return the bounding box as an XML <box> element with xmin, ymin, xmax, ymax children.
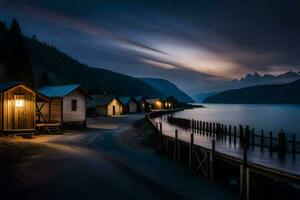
<box><xmin>14</xmin><ymin>95</ymin><xmax>25</xmax><ymax>107</ymax></box>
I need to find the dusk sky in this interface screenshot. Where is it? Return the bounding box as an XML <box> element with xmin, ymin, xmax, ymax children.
<box><xmin>1</xmin><ymin>0</ymin><xmax>300</xmax><ymax>94</ymax></box>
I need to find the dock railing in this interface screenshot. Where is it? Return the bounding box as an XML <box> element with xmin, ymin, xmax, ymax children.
<box><xmin>147</xmin><ymin>113</ymin><xmax>300</xmax><ymax>200</ymax></box>
<box><xmin>167</xmin><ymin>116</ymin><xmax>300</xmax><ymax>158</ymax></box>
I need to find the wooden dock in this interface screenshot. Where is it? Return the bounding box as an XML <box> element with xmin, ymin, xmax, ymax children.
<box><xmin>147</xmin><ymin>113</ymin><xmax>300</xmax><ymax>200</ymax></box>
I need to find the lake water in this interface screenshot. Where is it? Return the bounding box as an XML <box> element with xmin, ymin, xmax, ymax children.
<box><xmin>173</xmin><ymin>104</ymin><xmax>300</xmax><ymax>137</ymax></box>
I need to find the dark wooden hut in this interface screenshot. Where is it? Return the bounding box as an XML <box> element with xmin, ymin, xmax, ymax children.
<box><xmin>0</xmin><ymin>82</ymin><xmax>35</xmax><ymax>133</ymax></box>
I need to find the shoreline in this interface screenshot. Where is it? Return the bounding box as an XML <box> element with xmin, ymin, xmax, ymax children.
<box><xmin>0</xmin><ymin>114</ymin><xmax>238</xmax><ymax>200</ymax></box>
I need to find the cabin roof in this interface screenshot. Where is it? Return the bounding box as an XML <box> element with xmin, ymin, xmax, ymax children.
<box><xmin>119</xmin><ymin>97</ymin><xmax>133</xmax><ymax>105</ymax></box>
<box><xmin>38</xmin><ymin>84</ymin><xmax>86</xmax><ymax>98</ymax></box>
<box><xmin>134</xmin><ymin>96</ymin><xmax>143</xmax><ymax>102</ymax></box>
<box><xmin>146</xmin><ymin>98</ymin><xmax>162</xmax><ymax>104</ymax></box>
<box><xmin>88</xmin><ymin>95</ymin><xmax>119</xmax><ymax>107</ymax></box>
<box><xmin>0</xmin><ymin>82</ymin><xmax>34</xmax><ymax>93</ymax></box>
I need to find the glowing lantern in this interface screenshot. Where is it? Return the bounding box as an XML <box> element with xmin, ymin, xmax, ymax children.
<box><xmin>14</xmin><ymin>95</ymin><xmax>25</xmax><ymax>107</ymax></box>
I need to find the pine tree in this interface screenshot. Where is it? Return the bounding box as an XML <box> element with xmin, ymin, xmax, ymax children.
<box><xmin>0</xmin><ymin>21</ymin><xmax>7</xmax><ymax>31</ymax></box>
<box><xmin>40</xmin><ymin>69</ymin><xmax>50</xmax><ymax>86</ymax></box>
<box><xmin>9</xmin><ymin>18</ymin><xmax>21</xmax><ymax>35</ymax></box>
<box><xmin>5</xmin><ymin>19</ymin><xmax>35</xmax><ymax>87</ymax></box>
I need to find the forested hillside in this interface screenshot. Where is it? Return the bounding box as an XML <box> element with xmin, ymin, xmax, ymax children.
<box><xmin>139</xmin><ymin>78</ymin><xmax>193</xmax><ymax>102</ymax></box>
<box><xmin>0</xmin><ymin>19</ymin><xmax>35</xmax><ymax>86</ymax></box>
<box><xmin>0</xmin><ymin>19</ymin><xmax>164</xmax><ymax>97</ymax></box>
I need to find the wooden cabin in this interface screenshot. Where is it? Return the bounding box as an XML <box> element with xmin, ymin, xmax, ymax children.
<box><xmin>0</xmin><ymin>82</ymin><xmax>36</xmax><ymax>133</ymax></box>
<box><xmin>36</xmin><ymin>84</ymin><xmax>90</xmax><ymax>126</ymax></box>
<box><xmin>88</xmin><ymin>95</ymin><xmax>123</xmax><ymax>116</ymax></box>
<box><xmin>164</xmin><ymin>101</ymin><xmax>173</xmax><ymax>109</ymax></box>
<box><xmin>146</xmin><ymin>98</ymin><xmax>164</xmax><ymax>110</ymax></box>
<box><xmin>134</xmin><ymin>96</ymin><xmax>150</xmax><ymax>112</ymax></box>
<box><xmin>119</xmin><ymin>97</ymin><xmax>138</xmax><ymax>114</ymax></box>
<box><xmin>146</xmin><ymin>98</ymin><xmax>173</xmax><ymax>110</ymax></box>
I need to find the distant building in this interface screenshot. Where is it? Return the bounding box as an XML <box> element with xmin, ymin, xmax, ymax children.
<box><xmin>134</xmin><ymin>96</ymin><xmax>150</xmax><ymax>112</ymax></box>
<box><xmin>0</xmin><ymin>82</ymin><xmax>36</xmax><ymax>133</ymax></box>
<box><xmin>146</xmin><ymin>98</ymin><xmax>164</xmax><ymax>110</ymax></box>
<box><xmin>37</xmin><ymin>84</ymin><xmax>90</xmax><ymax>126</ymax></box>
<box><xmin>146</xmin><ymin>98</ymin><xmax>173</xmax><ymax>110</ymax></box>
<box><xmin>164</xmin><ymin>100</ymin><xmax>173</xmax><ymax>109</ymax></box>
<box><xmin>88</xmin><ymin>95</ymin><xmax>123</xmax><ymax>116</ymax></box>
<box><xmin>119</xmin><ymin>97</ymin><xmax>138</xmax><ymax>113</ymax></box>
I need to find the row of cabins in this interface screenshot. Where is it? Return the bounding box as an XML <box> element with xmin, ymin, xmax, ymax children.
<box><xmin>87</xmin><ymin>95</ymin><xmax>173</xmax><ymax>116</ymax></box>
<box><xmin>0</xmin><ymin>82</ymin><xmax>174</xmax><ymax>133</ymax></box>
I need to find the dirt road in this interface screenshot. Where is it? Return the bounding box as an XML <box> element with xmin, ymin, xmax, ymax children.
<box><xmin>0</xmin><ymin>114</ymin><xmax>237</xmax><ymax>200</ymax></box>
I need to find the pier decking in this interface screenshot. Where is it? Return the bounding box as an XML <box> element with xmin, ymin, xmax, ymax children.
<box><xmin>148</xmin><ymin>113</ymin><xmax>300</xmax><ymax>200</ymax></box>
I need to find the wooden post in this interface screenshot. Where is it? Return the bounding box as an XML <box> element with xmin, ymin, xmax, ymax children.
<box><xmin>219</xmin><ymin>123</ymin><xmax>222</xmax><ymax>140</ymax></box>
<box><xmin>246</xmin><ymin>168</ymin><xmax>250</xmax><ymax>200</ymax></box>
<box><xmin>189</xmin><ymin>133</ymin><xmax>194</xmax><ymax>170</ymax></box>
<box><xmin>239</xmin><ymin>125</ymin><xmax>244</xmax><ymax>146</ymax></box>
<box><xmin>224</xmin><ymin>125</ymin><xmax>227</xmax><ymax>142</ymax></box>
<box><xmin>245</xmin><ymin>126</ymin><xmax>250</xmax><ymax>149</ymax></box>
<box><xmin>220</xmin><ymin>124</ymin><xmax>222</xmax><ymax>141</ymax></box>
<box><xmin>240</xmin><ymin>141</ymin><xmax>248</xmax><ymax>199</ymax></box>
<box><xmin>155</xmin><ymin>122</ymin><xmax>159</xmax><ymax>149</ymax></box>
<box><xmin>229</xmin><ymin>125</ymin><xmax>232</xmax><ymax>145</ymax></box>
<box><xmin>209</xmin><ymin>122</ymin><xmax>212</xmax><ymax>137</ymax></box>
<box><xmin>175</xmin><ymin>129</ymin><xmax>178</xmax><ymax>161</ymax></box>
<box><xmin>206</xmin><ymin>122</ymin><xmax>209</xmax><ymax>136</ymax></box>
<box><xmin>159</xmin><ymin>122</ymin><xmax>163</xmax><ymax>151</ymax></box>
<box><xmin>278</xmin><ymin>130</ymin><xmax>286</xmax><ymax>158</ymax></box>
<box><xmin>269</xmin><ymin>131</ymin><xmax>273</xmax><ymax>154</ymax></box>
<box><xmin>159</xmin><ymin>122</ymin><xmax>162</xmax><ymax>133</ymax></box>
<box><xmin>210</xmin><ymin>140</ymin><xmax>215</xmax><ymax>179</ymax></box>
<box><xmin>234</xmin><ymin>126</ymin><xmax>237</xmax><ymax>147</ymax></box>
<box><xmin>261</xmin><ymin>130</ymin><xmax>264</xmax><ymax>152</ymax></box>
<box><xmin>200</xmin><ymin>121</ymin><xmax>202</xmax><ymax>135</ymax></box>
<box><xmin>292</xmin><ymin>134</ymin><xmax>296</xmax><ymax>161</ymax></box>
<box><xmin>216</xmin><ymin>123</ymin><xmax>218</xmax><ymax>138</ymax></box>
<box><xmin>251</xmin><ymin>128</ymin><xmax>255</xmax><ymax>150</ymax></box>
<box><xmin>213</xmin><ymin>123</ymin><xmax>216</xmax><ymax>138</ymax></box>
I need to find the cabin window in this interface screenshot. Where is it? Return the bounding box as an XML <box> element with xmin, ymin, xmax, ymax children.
<box><xmin>14</xmin><ymin>94</ymin><xmax>25</xmax><ymax>107</ymax></box>
<box><xmin>71</xmin><ymin>99</ymin><xmax>77</xmax><ymax>111</ymax></box>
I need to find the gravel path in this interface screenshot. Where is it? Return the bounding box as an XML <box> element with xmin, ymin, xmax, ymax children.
<box><xmin>0</xmin><ymin>114</ymin><xmax>238</xmax><ymax>200</ymax></box>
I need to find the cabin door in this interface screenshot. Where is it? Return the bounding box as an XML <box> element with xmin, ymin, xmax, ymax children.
<box><xmin>112</xmin><ymin>106</ymin><xmax>116</xmax><ymax>115</ymax></box>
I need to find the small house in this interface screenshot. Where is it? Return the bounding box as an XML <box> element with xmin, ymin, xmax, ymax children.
<box><xmin>119</xmin><ymin>97</ymin><xmax>138</xmax><ymax>113</ymax></box>
<box><xmin>0</xmin><ymin>82</ymin><xmax>36</xmax><ymax>133</ymax></box>
<box><xmin>134</xmin><ymin>96</ymin><xmax>150</xmax><ymax>112</ymax></box>
<box><xmin>36</xmin><ymin>84</ymin><xmax>90</xmax><ymax>126</ymax></box>
<box><xmin>163</xmin><ymin>101</ymin><xmax>173</xmax><ymax>109</ymax></box>
<box><xmin>88</xmin><ymin>95</ymin><xmax>123</xmax><ymax>116</ymax></box>
<box><xmin>146</xmin><ymin>98</ymin><xmax>164</xmax><ymax>110</ymax></box>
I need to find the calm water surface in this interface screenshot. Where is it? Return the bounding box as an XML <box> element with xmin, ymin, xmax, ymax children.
<box><xmin>173</xmin><ymin>104</ymin><xmax>300</xmax><ymax>137</ymax></box>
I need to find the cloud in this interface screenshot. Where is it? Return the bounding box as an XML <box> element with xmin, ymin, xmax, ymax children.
<box><xmin>1</xmin><ymin>0</ymin><xmax>300</xmax><ymax>94</ymax></box>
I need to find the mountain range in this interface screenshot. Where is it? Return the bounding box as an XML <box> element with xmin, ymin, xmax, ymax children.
<box><xmin>203</xmin><ymin>79</ymin><xmax>300</xmax><ymax>104</ymax></box>
<box><xmin>193</xmin><ymin>71</ymin><xmax>300</xmax><ymax>102</ymax></box>
<box><xmin>228</xmin><ymin>71</ymin><xmax>300</xmax><ymax>89</ymax></box>
<box><xmin>139</xmin><ymin>78</ymin><xmax>194</xmax><ymax>102</ymax></box>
